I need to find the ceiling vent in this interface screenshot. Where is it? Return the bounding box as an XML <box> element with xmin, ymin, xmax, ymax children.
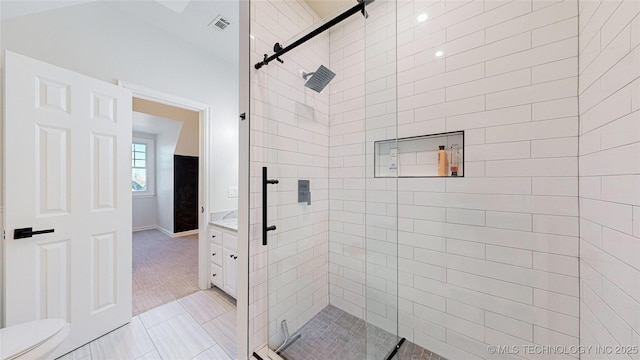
<box><xmin>209</xmin><ymin>15</ymin><xmax>231</xmax><ymax>31</ymax></box>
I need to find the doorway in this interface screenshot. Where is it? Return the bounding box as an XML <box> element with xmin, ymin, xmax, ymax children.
<box><xmin>130</xmin><ymin>97</ymin><xmax>202</xmax><ymax>315</ymax></box>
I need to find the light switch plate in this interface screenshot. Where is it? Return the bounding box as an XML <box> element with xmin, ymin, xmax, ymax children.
<box><xmin>228</xmin><ymin>186</ymin><xmax>238</xmax><ymax>198</ymax></box>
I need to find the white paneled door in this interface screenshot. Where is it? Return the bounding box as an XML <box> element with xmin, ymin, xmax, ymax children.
<box><xmin>4</xmin><ymin>51</ymin><xmax>132</xmax><ymax>357</ymax></box>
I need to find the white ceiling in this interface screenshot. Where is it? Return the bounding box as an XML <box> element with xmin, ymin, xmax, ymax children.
<box><xmin>1</xmin><ymin>0</ymin><xmax>240</xmax><ymax>65</ymax></box>
<box><xmin>0</xmin><ymin>0</ymin><xmax>355</xmax><ymax>64</ymax></box>
<box><xmin>107</xmin><ymin>0</ymin><xmax>239</xmax><ymax>64</ymax></box>
<box><xmin>0</xmin><ymin>0</ymin><xmax>95</xmax><ymax>20</ymax></box>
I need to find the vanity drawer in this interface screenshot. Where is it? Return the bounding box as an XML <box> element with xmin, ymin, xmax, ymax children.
<box><xmin>209</xmin><ymin>227</ymin><xmax>222</xmax><ymax>245</ymax></box>
<box><xmin>224</xmin><ymin>232</ymin><xmax>238</xmax><ymax>252</ymax></box>
<box><xmin>210</xmin><ymin>263</ymin><xmax>223</xmax><ymax>288</ymax></box>
<box><xmin>210</xmin><ymin>243</ymin><xmax>222</xmax><ymax>266</ymax></box>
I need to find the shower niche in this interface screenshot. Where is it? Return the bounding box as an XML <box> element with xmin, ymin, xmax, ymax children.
<box><xmin>374</xmin><ymin>130</ymin><xmax>464</xmax><ymax>178</ymax></box>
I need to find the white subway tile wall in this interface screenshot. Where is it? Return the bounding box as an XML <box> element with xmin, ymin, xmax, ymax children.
<box><xmin>578</xmin><ymin>0</ymin><xmax>640</xmax><ymax>358</ymax></box>
<box><xmin>327</xmin><ymin>2</ymin><xmax>368</xmax><ymax>328</ymax></box>
<box><xmin>248</xmin><ymin>0</ymin><xmax>640</xmax><ymax>359</ymax></box>
<box><xmin>249</xmin><ymin>0</ymin><xmax>330</xmax><ymax>352</ymax></box>
<box><xmin>331</xmin><ymin>0</ymin><xmax>402</xmax><ymax>336</ymax></box>
<box><xmin>329</xmin><ymin>0</ymin><xmax>580</xmax><ymax>359</ymax></box>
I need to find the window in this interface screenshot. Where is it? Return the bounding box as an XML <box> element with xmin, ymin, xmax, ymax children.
<box><xmin>132</xmin><ymin>143</ymin><xmax>147</xmax><ymax>191</ymax></box>
<box><xmin>131</xmin><ymin>137</ymin><xmax>155</xmax><ymax>196</ymax></box>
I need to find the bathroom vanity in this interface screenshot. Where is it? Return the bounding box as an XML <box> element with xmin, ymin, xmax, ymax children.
<box><xmin>208</xmin><ymin>218</ymin><xmax>238</xmax><ymax>298</ymax></box>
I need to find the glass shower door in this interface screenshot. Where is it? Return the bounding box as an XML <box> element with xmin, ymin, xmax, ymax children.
<box><xmin>256</xmin><ymin>15</ymin><xmax>335</xmax><ymax>360</ymax></box>
<box><xmin>363</xmin><ymin>0</ymin><xmax>400</xmax><ymax>359</ymax></box>
<box><xmin>249</xmin><ymin>0</ymin><xmax>400</xmax><ymax>358</ymax></box>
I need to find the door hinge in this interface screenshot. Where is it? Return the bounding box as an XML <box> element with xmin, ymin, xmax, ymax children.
<box><xmin>239</xmin><ymin>112</ymin><xmax>246</xmax><ymax>121</ymax></box>
<box><xmin>2</xmin><ymin>230</ymin><xmax>4</xmax><ymax>240</ymax></box>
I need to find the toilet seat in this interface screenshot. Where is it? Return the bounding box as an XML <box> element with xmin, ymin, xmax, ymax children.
<box><xmin>0</xmin><ymin>319</ymin><xmax>68</xmax><ymax>360</ymax></box>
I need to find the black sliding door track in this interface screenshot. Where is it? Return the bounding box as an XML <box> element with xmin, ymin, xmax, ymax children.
<box><xmin>254</xmin><ymin>0</ymin><xmax>373</xmax><ymax>69</ymax></box>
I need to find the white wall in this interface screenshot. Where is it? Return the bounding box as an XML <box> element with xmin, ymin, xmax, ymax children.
<box><xmin>209</xmin><ymin>112</ymin><xmax>240</xmax><ymax>213</ymax></box>
<box><xmin>1</xmin><ymin>1</ymin><xmax>238</xmax><ymax>325</ymax></box>
<box><xmin>157</xmin><ymin>113</ymin><xmax>197</xmax><ymax>234</ymax></box>
<box><xmin>0</xmin><ymin>2</ymin><xmax>238</xmax><ymax>106</ymax></box>
<box><xmin>0</xmin><ymin>1</ymin><xmax>239</xmax><ymax>213</ymax></box>
<box><xmin>132</xmin><ymin>196</ymin><xmax>158</xmax><ymax>231</ymax></box>
<box><xmin>156</xmin><ymin>122</ymin><xmax>183</xmax><ymax>234</ymax></box>
<box><xmin>329</xmin><ymin>1</ymin><xmax>581</xmax><ymax>359</ymax></box>
<box><xmin>578</xmin><ymin>1</ymin><xmax>640</xmax><ymax>357</ymax></box>
<box><xmin>248</xmin><ymin>0</ymin><xmax>329</xmax><ymax>352</ymax></box>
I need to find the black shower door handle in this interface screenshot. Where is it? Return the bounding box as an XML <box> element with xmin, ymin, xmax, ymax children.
<box><xmin>262</xmin><ymin>166</ymin><xmax>278</xmax><ymax>246</ymax></box>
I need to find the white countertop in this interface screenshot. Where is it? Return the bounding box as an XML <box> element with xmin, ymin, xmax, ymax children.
<box><xmin>210</xmin><ymin>218</ymin><xmax>238</xmax><ymax>231</ymax></box>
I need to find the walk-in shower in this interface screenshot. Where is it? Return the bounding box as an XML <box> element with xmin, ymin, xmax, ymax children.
<box><xmin>251</xmin><ymin>1</ymin><xmax>410</xmax><ymax>359</ymax></box>
<box><xmin>246</xmin><ymin>0</ymin><xmax>620</xmax><ymax>359</ymax></box>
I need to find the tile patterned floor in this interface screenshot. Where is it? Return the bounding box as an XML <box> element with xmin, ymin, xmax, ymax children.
<box><xmin>56</xmin><ymin>288</ymin><xmax>237</xmax><ymax>360</ymax></box>
<box><xmin>56</xmin><ymin>296</ymin><xmax>443</xmax><ymax>360</ymax></box>
<box><xmin>278</xmin><ymin>306</ymin><xmax>447</xmax><ymax>360</ymax></box>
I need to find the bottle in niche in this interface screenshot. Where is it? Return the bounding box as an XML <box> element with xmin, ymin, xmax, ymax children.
<box><xmin>437</xmin><ymin>145</ymin><xmax>448</xmax><ymax>176</ymax></box>
<box><xmin>449</xmin><ymin>144</ymin><xmax>461</xmax><ymax>176</ymax></box>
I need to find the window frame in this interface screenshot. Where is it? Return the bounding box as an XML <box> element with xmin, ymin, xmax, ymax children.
<box><xmin>131</xmin><ymin>136</ymin><xmax>155</xmax><ymax>197</ymax></box>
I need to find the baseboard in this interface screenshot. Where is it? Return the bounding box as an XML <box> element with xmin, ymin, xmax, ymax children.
<box><xmin>155</xmin><ymin>226</ymin><xmax>174</xmax><ymax>237</ymax></box>
<box><xmin>133</xmin><ymin>225</ymin><xmax>157</xmax><ymax>232</ymax></box>
<box><xmin>172</xmin><ymin>229</ymin><xmax>198</xmax><ymax>238</ymax></box>
<box><xmin>154</xmin><ymin>226</ymin><xmax>198</xmax><ymax>238</ymax></box>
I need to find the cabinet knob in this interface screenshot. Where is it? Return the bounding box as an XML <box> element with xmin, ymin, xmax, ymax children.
<box><xmin>211</xmin><ymin>235</ymin><xmax>216</xmax><ymax>238</ymax></box>
<box><xmin>230</xmin><ymin>254</ymin><xmax>234</xmax><ymax>258</ymax></box>
<box><xmin>212</xmin><ymin>274</ymin><xmax>217</xmax><ymax>277</ymax></box>
<box><xmin>212</xmin><ymin>253</ymin><xmax>216</xmax><ymax>256</ymax></box>
<box><xmin>233</xmin><ymin>255</ymin><xmax>238</xmax><ymax>259</ymax></box>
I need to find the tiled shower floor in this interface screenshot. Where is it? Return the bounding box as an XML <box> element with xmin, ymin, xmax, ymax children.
<box><xmin>278</xmin><ymin>306</ymin><xmax>447</xmax><ymax>360</ymax></box>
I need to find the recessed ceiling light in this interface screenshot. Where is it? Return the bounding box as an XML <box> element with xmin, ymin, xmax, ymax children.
<box><xmin>417</xmin><ymin>13</ymin><xmax>428</xmax><ymax>22</ymax></box>
<box><xmin>435</xmin><ymin>50</ymin><xmax>444</xmax><ymax>57</ymax></box>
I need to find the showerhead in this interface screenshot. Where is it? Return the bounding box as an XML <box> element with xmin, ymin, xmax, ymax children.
<box><xmin>302</xmin><ymin>65</ymin><xmax>336</xmax><ymax>93</ymax></box>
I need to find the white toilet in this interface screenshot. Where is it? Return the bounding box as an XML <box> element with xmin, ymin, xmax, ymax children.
<box><xmin>0</xmin><ymin>319</ymin><xmax>70</xmax><ymax>360</ymax></box>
